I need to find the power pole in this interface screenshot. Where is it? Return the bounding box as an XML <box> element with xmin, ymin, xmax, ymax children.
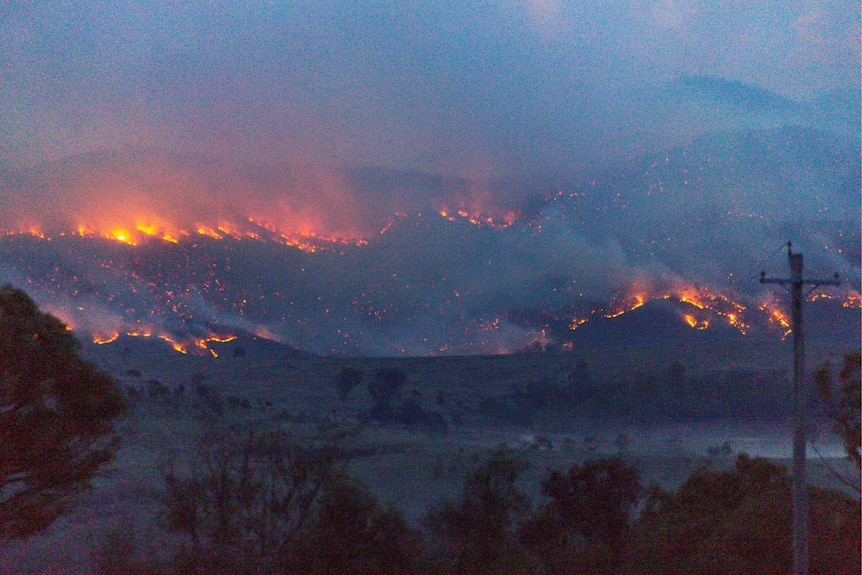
<box><xmin>760</xmin><ymin>242</ymin><xmax>840</xmax><ymax>575</ymax></box>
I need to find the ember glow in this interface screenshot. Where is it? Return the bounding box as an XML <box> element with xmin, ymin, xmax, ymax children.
<box><xmin>0</xmin><ymin>0</ymin><xmax>858</xmax><ymax>358</ymax></box>
<box><xmin>592</xmin><ymin>284</ymin><xmax>751</xmax><ymax>334</ymax></box>
<box><xmin>0</xmin><ymin>177</ymin><xmax>858</xmax><ymax>358</ymax></box>
<box><xmin>437</xmin><ymin>207</ymin><xmax>521</xmax><ymax>229</ymax></box>
<box><xmin>71</xmin><ymin>215</ymin><xmax>371</xmax><ymax>254</ymax></box>
<box><xmin>92</xmin><ymin>326</ymin><xmax>238</xmax><ymax>357</ymax></box>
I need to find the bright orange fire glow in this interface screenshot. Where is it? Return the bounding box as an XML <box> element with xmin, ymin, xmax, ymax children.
<box><xmin>682</xmin><ymin>314</ymin><xmax>710</xmax><ymax>330</ymax></box>
<box><xmin>603</xmin><ymin>294</ymin><xmax>646</xmax><ymax>319</ymax></box>
<box><xmin>841</xmin><ymin>290</ymin><xmax>861</xmax><ymax>309</ymax></box>
<box><xmin>584</xmin><ymin>283</ymin><xmax>754</xmax><ymax>334</ymax></box>
<box><xmin>93</xmin><ymin>329</ymin><xmax>237</xmax><ymax>357</ymax></box>
<box><xmin>4</xmin><ymin>227</ymin><xmax>47</xmax><ymax>239</ymax></box>
<box><xmin>436</xmin><ymin>204</ymin><xmax>520</xmax><ymax>229</ymax></box>
<box><xmin>65</xmin><ymin>214</ymin><xmax>376</xmax><ymax>253</ymax></box>
<box><xmin>93</xmin><ymin>333</ymin><xmax>120</xmax><ymax>345</ymax></box>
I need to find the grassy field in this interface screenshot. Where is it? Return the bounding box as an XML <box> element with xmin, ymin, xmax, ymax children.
<box><xmin>0</xmin><ymin>337</ymin><xmax>856</xmax><ymax>574</ymax></box>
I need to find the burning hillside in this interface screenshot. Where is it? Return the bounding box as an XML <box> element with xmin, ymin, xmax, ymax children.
<box><xmin>0</xmin><ymin>127</ymin><xmax>859</xmax><ymax>356</ymax></box>
<box><xmin>1</xmin><ymin>214</ymin><xmax>857</xmax><ymax>358</ymax></box>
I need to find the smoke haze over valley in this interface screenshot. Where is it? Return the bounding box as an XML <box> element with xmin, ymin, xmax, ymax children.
<box><xmin>1</xmin><ymin>126</ymin><xmax>858</xmax><ymax>356</ymax></box>
<box><xmin>0</xmin><ymin>1</ymin><xmax>859</xmax><ymax>356</ymax></box>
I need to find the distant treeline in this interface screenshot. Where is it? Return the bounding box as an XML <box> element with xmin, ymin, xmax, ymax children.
<box><xmin>479</xmin><ymin>362</ymin><xmax>801</xmax><ymax>426</ymax></box>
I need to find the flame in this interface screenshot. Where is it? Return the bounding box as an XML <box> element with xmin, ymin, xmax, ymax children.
<box><xmin>91</xmin><ymin>327</ymin><xmax>237</xmax><ymax>357</ymax></box>
<box><xmin>14</xmin><ymin>188</ymin><xmax>513</xmax><ymax>254</ymax></box>
<box><xmin>4</xmin><ymin>227</ymin><xmax>47</xmax><ymax>239</ymax></box>
<box><xmin>841</xmin><ymin>289</ymin><xmax>861</xmax><ymax>309</ymax></box>
<box><xmin>573</xmin><ymin>283</ymin><xmax>755</xmax><ymax>335</ymax></box>
<box><xmin>46</xmin><ymin>215</ymin><xmax>376</xmax><ymax>253</ymax></box>
<box><xmin>196</xmin><ymin>225</ymin><xmax>223</xmax><ymax>239</ymax></box>
<box><xmin>93</xmin><ymin>332</ymin><xmax>120</xmax><ymax>344</ymax></box>
<box><xmin>603</xmin><ymin>294</ymin><xmax>646</xmax><ymax>318</ymax></box>
<box><xmin>135</xmin><ymin>223</ymin><xmax>182</xmax><ymax>243</ymax></box>
<box><xmin>682</xmin><ymin>314</ymin><xmax>709</xmax><ymax>330</ymax></box>
<box><xmin>436</xmin><ymin>201</ymin><xmax>520</xmax><ymax>229</ymax></box>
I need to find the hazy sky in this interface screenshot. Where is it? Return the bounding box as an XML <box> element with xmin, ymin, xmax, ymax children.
<box><xmin>2</xmin><ymin>0</ymin><xmax>858</xmax><ymax>178</ymax></box>
<box><xmin>0</xmin><ymin>1</ymin><xmax>859</xmax><ymax>355</ymax></box>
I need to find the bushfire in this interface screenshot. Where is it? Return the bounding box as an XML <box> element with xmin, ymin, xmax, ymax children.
<box><xmin>70</xmin><ymin>217</ymin><xmax>368</xmax><ymax>253</ymax></box>
<box><xmin>1</xmin><ymin>212</ymin><xmax>858</xmax><ymax>356</ymax></box>
<box><xmin>91</xmin><ymin>327</ymin><xmax>237</xmax><ymax>356</ymax></box>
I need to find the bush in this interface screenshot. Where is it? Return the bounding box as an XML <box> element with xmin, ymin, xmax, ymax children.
<box><xmin>423</xmin><ymin>449</ymin><xmax>536</xmax><ymax>575</ymax></box>
<box><xmin>335</xmin><ymin>367</ymin><xmax>363</xmax><ymax>401</ymax></box>
<box><xmin>628</xmin><ymin>454</ymin><xmax>860</xmax><ymax>574</ymax></box>
<box><xmin>160</xmin><ymin>429</ymin><xmax>346</xmax><ymax>574</ymax></box>
<box><xmin>520</xmin><ymin>457</ymin><xmax>643</xmax><ymax>574</ymax></box>
<box><xmin>0</xmin><ymin>284</ymin><xmax>125</xmax><ymax>538</ymax></box>
<box><xmin>369</xmin><ymin>368</ymin><xmax>406</xmax><ymax>409</ymax></box>
<box><xmin>286</xmin><ymin>481</ymin><xmax>426</xmax><ymax>575</ymax></box>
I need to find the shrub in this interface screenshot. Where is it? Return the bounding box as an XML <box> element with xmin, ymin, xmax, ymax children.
<box><xmin>628</xmin><ymin>454</ymin><xmax>860</xmax><ymax>574</ymax></box>
<box><xmin>335</xmin><ymin>367</ymin><xmax>364</xmax><ymax>401</ymax></box>
<box><xmin>286</xmin><ymin>481</ymin><xmax>426</xmax><ymax>575</ymax></box>
<box><xmin>0</xmin><ymin>284</ymin><xmax>125</xmax><ymax>538</ymax></box>
<box><xmin>160</xmin><ymin>429</ymin><xmax>346</xmax><ymax>574</ymax></box>
<box><xmin>423</xmin><ymin>449</ymin><xmax>536</xmax><ymax>575</ymax></box>
<box><xmin>520</xmin><ymin>457</ymin><xmax>643</xmax><ymax>574</ymax></box>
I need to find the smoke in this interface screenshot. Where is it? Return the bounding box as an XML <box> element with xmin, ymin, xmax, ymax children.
<box><xmin>0</xmin><ymin>126</ymin><xmax>858</xmax><ymax>356</ymax></box>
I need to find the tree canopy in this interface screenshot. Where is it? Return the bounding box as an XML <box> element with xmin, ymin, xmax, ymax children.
<box><xmin>816</xmin><ymin>350</ymin><xmax>861</xmax><ymax>469</ymax></box>
<box><xmin>0</xmin><ymin>284</ymin><xmax>125</xmax><ymax>538</ymax></box>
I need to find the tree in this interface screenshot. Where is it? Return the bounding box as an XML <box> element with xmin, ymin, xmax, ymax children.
<box><xmin>335</xmin><ymin>366</ymin><xmax>363</xmax><ymax>401</ymax></box>
<box><xmin>0</xmin><ymin>284</ymin><xmax>125</xmax><ymax>538</ymax></box>
<box><xmin>628</xmin><ymin>454</ymin><xmax>860</xmax><ymax>574</ymax></box>
<box><xmin>815</xmin><ymin>350</ymin><xmax>861</xmax><ymax>469</ymax></box>
<box><xmin>520</xmin><ymin>457</ymin><xmax>643</xmax><ymax>574</ymax></box>
<box><xmin>423</xmin><ymin>449</ymin><xmax>537</xmax><ymax>575</ymax></box>
<box><xmin>286</xmin><ymin>480</ymin><xmax>426</xmax><ymax>575</ymax></box>
<box><xmin>161</xmin><ymin>428</ymin><xmax>346</xmax><ymax>574</ymax></box>
<box><xmin>364</xmin><ymin>367</ymin><xmax>406</xmax><ymax>422</ymax></box>
<box><xmin>369</xmin><ymin>367</ymin><xmax>405</xmax><ymax>408</ymax></box>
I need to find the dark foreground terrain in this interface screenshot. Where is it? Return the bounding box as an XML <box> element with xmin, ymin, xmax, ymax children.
<box><xmin>1</xmin><ymin>335</ymin><xmax>859</xmax><ymax>574</ymax></box>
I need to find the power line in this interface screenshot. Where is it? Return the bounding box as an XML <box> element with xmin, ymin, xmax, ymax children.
<box><xmin>760</xmin><ymin>241</ymin><xmax>840</xmax><ymax>575</ymax></box>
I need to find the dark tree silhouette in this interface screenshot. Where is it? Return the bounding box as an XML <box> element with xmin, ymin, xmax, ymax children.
<box><xmin>0</xmin><ymin>284</ymin><xmax>125</xmax><ymax>538</ymax></box>
<box><xmin>815</xmin><ymin>350</ymin><xmax>861</xmax><ymax>469</ymax></box>
<box><xmin>629</xmin><ymin>454</ymin><xmax>860</xmax><ymax>575</ymax></box>
<box><xmin>424</xmin><ymin>449</ymin><xmax>536</xmax><ymax>575</ymax></box>
<box><xmin>369</xmin><ymin>367</ymin><xmax>406</xmax><ymax>408</ymax></box>
<box><xmin>286</xmin><ymin>480</ymin><xmax>425</xmax><ymax>575</ymax></box>
<box><xmin>162</xmin><ymin>428</ymin><xmax>346</xmax><ymax>574</ymax></box>
<box><xmin>520</xmin><ymin>457</ymin><xmax>643</xmax><ymax>574</ymax></box>
<box><xmin>335</xmin><ymin>366</ymin><xmax>363</xmax><ymax>400</ymax></box>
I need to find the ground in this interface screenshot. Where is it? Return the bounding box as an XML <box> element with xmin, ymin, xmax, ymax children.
<box><xmin>0</xmin><ymin>338</ymin><xmax>855</xmax><ymax>574</ymax></box>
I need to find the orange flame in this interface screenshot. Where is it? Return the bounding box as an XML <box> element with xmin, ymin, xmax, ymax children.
<box><xmin>576</xmin><ymin>283</ymin><xmax>755</xmax><ymax>335</ymax></box>
<box><xmin>93</xmin><ymin>332</ymin><xmax>120</xmax><ymax>345</ymax></box>
<box><xmin>603</xmin><ymin>294</ymin><xmax>646</xmax><ymax>318</ymax></box>
<box><xmin>436</xmin><ymin>202</ymin><xmax>520</xmax><ymax>229</ymax></box>
<box><xmin>841</xmin><ymin>290</ymin><xmax>861</xmax><ymax>309</ymax></box>
<box><xmin>91</xmin><ymin>328</ymin><xmax>237</xmax><ymax>357</ymax></box>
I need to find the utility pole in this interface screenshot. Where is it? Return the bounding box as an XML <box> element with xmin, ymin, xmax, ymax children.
<box><xmin>760</xmin><ymin>242</ymin><xmax>840</xmax><ymax>575</ymax></box>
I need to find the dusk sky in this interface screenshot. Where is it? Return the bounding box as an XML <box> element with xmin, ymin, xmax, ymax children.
<box><xmin>0</xmin><ymin>2</ymin><xmax>859</xmax><ymax>355</ymax></box>
<box><xmin>2</xmin><ymin>1</ymin><xmax>858</xmax><ymax>175</ymax></box>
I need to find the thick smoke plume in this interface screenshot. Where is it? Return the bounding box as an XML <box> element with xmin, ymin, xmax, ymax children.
<box><xmin>1</xmin><ymin>127</ymin><xmax>859</xmax><ymax>356</ymax></box>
